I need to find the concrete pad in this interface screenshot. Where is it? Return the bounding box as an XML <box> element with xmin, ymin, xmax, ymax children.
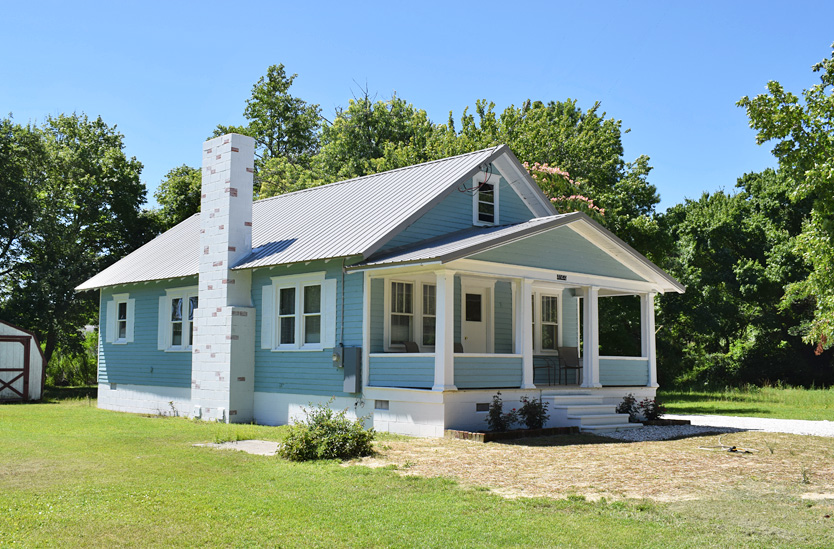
<box><xmin>194</xmin><ymin>439</ymin><xmax>279</xmax><ymax>456</ymax></box>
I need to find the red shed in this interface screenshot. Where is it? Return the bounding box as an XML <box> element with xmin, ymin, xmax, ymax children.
<box><xmin>0</xmin><ymin>320</ymin><xmax>45</xmax><ymax>402</ymax></box>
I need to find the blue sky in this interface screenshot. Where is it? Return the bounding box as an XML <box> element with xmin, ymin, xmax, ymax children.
<box><xmin>3</xmin><ymin>0</ymin><xmax>833</xmax><ymax>211</ymax></box>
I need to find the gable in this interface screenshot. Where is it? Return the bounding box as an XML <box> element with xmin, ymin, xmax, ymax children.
<box><xmin>468</xmin><ymin>225</ymin><xmax>647</xmax><ymax>281</ymax></box>
<box><xmin>378</xmin><ymin>174</ymin><xmax>539</xmax><ymax>253</ymax></box>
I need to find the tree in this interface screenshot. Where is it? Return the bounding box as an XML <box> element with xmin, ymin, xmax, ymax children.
<box><xmin>0</xmin><ymin>117</ymin><xmax>42</xmax><ymax>278</ymax></box>
<box><xmin>0</xmin><ymin>113</ymin><xmax>150</xmax><ymax>364</ymax></box>
<box><xmin>738</xmin><ymin>43</ymin><xmax>834</xmax><ymax>352</ymax></box>
<box><xmin>153</xmin><ymin>165</ymin><xmax>201</xmax><ymax>230</ymax></box>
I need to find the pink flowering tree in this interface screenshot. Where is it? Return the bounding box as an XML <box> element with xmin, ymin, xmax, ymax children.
<box><xmin>523</xmin><ymin>161</ymin><xmax>605</xmax><ymax>221</ymax></box>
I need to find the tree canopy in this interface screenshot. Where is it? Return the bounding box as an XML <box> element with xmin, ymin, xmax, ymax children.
<box><xmin>0</xmin><ymin>114</ymin><xmax>150</xmax><ymax>363</ymax></box>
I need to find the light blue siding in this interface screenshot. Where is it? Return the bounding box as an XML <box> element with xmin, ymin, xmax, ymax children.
<box><xmin>370</xmin><ymin>278</ymin><xmax>385</xmax><ymax>353</ymax></box>
<box><xmin>599</xmin><ymin>357</ymin><xmax>649</xmax><ymax>386</ymax></box>
<box><xmin>561</xmin><ymin>290</ymin><xmax>579</xmax><ymax>348</ymax></box>
<box><xmin>368</xmin><ymin>355</ymin><xmax>434</xmax><ymax>388</ymax></box>
<box><xmin>379</xmin><ymin>176</ymin><xmax>536</xmax><ymax>252</ymax></box>
<box><xmin>471</xmin><ymin>226</ymin><xmax>647</xmax><ymax>281</ymax></box>
<box><xmin>454</xmin><ymin>356</ymin><xmax>522</xmax><ymax>389</ymax></box>
<box><xmin>494</xmin><ymin>281</ymin><xmax>513</xmax><ymax>353</ymax></box>
<box><xmin>252</xmin><ymin>260</ymin><xmax>363</xmax><ymax>396</ymax></box>
<box><xmin>99</xmin><ymin>279</ymin><xmax>196</xmax><ymax>388</ymax></box>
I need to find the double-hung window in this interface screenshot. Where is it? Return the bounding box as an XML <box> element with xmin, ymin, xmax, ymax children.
<box><xmin>261</xmin><ymin>272</ymin><xmax>336</xmax><ymax>351</ymax></box>
<box><xmin>106</xmin><ymin>293</ymin><xmax>134</xmax><ymax>344</ymax></box>
<box><xmin>385</xmin><ymin>278</ymin><xmax>436</xmax><ymax>351</ymax></box>
<box><xmin>532</xmin><ymin>291</ymin><xmax>560</xmax><ymax>353</ymax></box>
<box><xmin>158</xmin><ymin>286</ymin><xmax>197</xmax><ymax>351</ymax></box>
<box><xmin>473</xmin><ymin>173</ymin><xmax>499</xmax><ymax>226</ymax></box>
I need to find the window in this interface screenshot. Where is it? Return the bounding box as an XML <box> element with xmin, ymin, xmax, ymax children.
<box><xmin>532</xmin><ymin>292</ymin><xmax>560</xmax><ymax>353</ymax></box>
<box><xmin>106</xmin><ymin>293</ymin><xmax>134</xmax><ymax>344</ymax></box>
<box><xmin>384</xmin><ymin>278</ymin><xmax>436</xmax><ymax>351</ymax></box>
<box><xmin>472</xmin><ymin>173</ymin><xmax>499</xmax><ymax>226</ymax></box>
<box><xmin>390</xmin><ymin>281</ymin><xmax>413</xmax><ymax>345</ymax></box>
<box><xmin>260</xmin><ymin>272</ymin><xmax>336</xmax><ymax>351</ymax></box>
<box><xmin>158</xmin><ymin>287</ymin><xmax>197</xmax><ymax>351</ymax></box>
<box><xmin>422</xmin><ymin>284</ymin><xmax>436</xmax><ymax>347</ymax></box>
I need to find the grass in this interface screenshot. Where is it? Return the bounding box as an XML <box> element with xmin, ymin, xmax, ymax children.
<box><xmin>1</xmin><ymin>394</ymin><xmax>833</xmax><ymax>547</ymax></box>
<box><xmin>658</xmin><ymin>384</ymin><xmax>834</xmax><ymax>420</ymax></box>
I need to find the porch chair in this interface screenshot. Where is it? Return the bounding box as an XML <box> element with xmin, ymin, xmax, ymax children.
<box><xmin>533</xmin><ymin>357</ymin><xmax>558</xmax><ymax>385</ymax></box>
<box><xmin>403</xmin><ymin>341</ymin><xmax>420</xmax><ymax>353</ymax></box>
<box><xmin>454</xmin><ymin>342</ymin><xmax>464</xmax><ymax>353</ymax></box>
<box><xmin>557</xmin><ymin>346</ymin><xmax>582</xmax><ymax>385</ymax></box>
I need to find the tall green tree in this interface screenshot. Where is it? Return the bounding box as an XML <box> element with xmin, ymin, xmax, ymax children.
<box><xmin>0</xmin><ymin>113</ymin><xmax>150</xmax><ymax>364</ymax></box>
<box><xmin>738</xmin><ymin>43</ymin><xmax>834</xmax><ymax>352</ymax></box>
<box><xmin>153</xmin><ymin>165</ymin><xmax>202</xmax><ymax>230</ymax></box>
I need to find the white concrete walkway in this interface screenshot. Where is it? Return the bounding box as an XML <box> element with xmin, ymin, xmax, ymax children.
<box><xmin>664</xmin><ymin>414</ymin><xmax>834</xmax><ymax>438</ymax></box>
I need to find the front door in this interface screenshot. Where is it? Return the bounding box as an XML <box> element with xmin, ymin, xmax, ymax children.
<box><xmin>462</xmin><ymin>288</ymin><xmax>490</xmax><ymax>353</ymax></box>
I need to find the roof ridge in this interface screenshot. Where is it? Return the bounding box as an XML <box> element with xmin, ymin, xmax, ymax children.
<box><xmin>253</xmin><ymin>145</ymin><xmax>504</xmax><ymax>205</ymax></box>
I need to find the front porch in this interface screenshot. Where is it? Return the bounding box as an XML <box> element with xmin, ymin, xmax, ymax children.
<box><xmin>359</xmin><ymin>262</ymin><xmax>661</xmax><ymax>395</ymax></box>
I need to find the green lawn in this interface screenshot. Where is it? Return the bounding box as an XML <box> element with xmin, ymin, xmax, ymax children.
<box><xmin>659</xmin><ymin>385</ymin><xmax>834</xmax><ymax>420</ymax></box>
<box><xmin>1</xmin><ymin>396</ymin><xmax>832</xmax><ymax>547</ymax></box>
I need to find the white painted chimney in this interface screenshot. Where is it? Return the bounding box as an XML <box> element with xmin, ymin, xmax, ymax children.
<box><xmin>191</xmin><ymin>133</ymin><xmax>256</xmax><ymax>423</ymax></box>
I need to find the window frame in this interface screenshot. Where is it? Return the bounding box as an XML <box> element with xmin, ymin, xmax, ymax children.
<box><xmin>162</xmin><ymin>286</ymin><xmax>198</xmax><ymax>352</ymax></box>
<box><xmin>531</xmin><ymin>290</ymin><xmax>561</xmax><ymax>355</ymax></box>
<box><xmin>108</xmin><ymin>292</ymin><xmax>133</xmax><ymax>345</ymax></box>
<box><xmin>383</xmin><ymin>275</ymin><xmax>437</xmax><ymax>353</ymax></box>
<box><xmin>472</xmin><ymin>172</ymin><xmax>500</xmax><ymax>227</ymax></box>
<box><xmin>271</xmin><ymin>272</ymin><xmax>326</xmax><ymax>351</ymax></box>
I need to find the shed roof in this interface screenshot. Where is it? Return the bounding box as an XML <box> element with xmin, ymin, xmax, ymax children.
<box><xmin>77</xmin><ymin>145</ymin><xmax>551</xmax><ymax>291</ymax></box>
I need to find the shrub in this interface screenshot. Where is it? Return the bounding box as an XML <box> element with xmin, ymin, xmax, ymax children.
<box><xmin>616</xmin><ymin>393</ymin><xmax>639</xmax><ymax>422</ymax></box>
<box><xmin>518</xmin><ymin>396</ymin><xmax>550</xmax><ymax>429</ymax></box>
<box><xmin>617</xmin><ymin>393</ymin><xmax>666</xmax><ymax>422</ymax></box>
<box><xmin>486</xmin><ymin>392</ymin><xmax>518</xmax><ymax>432</ymax></box>
<box><xmin>636</xmin><ymin>397</ymin><xmax>666</xmax><ymax>421</ymax></box>
<box><xmin>278</xmin><ymin>400</ymin><xmax>375</xmax><ymax>461</ymax></box>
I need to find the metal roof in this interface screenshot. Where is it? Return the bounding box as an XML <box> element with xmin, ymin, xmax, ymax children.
<box><xmin>78</xmin><ymin>145</ymin><xmax>541</xmax><ymax>290</ymax></box>
<box><xmin>353</xmin><ymin>212</ymin><xmax>685</xmax><ymax>293</ymax></box>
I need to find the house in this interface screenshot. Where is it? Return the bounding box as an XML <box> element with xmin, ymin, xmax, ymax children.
<box><xmin>0</xmin><ymin>320</ymin><xmax>45</xmax><ymax>402</ymax></box>
<box><xmin>76</xmin><ymin>134</ymin><xmax>684</xmax><ymax>436</ymax></box>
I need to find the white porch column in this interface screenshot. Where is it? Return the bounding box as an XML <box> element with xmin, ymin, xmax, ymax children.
<box><xmin>361</xmin><ymin>273</ymin><xmax>371</xmax><ymax>390</ymax></box>
<box><xmin>433</xmin><ymin>270</ymin><xmax>457</xmax><ymax>391</ymax></box>
<box><xmin>581</xmin><ymin>286</ymin><xmax>602</xmax><ymax>388</ymax></box>
<box><xmin>517</xmin><ymin>278</ymin><xmax>535</xmax><ymax>389</ymax></box>
<box><xmin>641</xmin><ymin>291</ymin><xmax>659</xmax><ymax>388</ymax></box>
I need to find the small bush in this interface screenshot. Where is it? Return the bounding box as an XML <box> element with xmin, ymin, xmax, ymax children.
<box><xmin>486</xmin><ymin>392</ymin><xmax>518</xmax><ymax>432</ymax></box>
<box><xmin>278</xmin><ymin>400</ymin><xmax>375</xmax><ymax>461</ymax></box>
<box><xmin>617</xmin><ymin>393</ymin><xmax>666</xmax><ymax>422</ymax></box>
<box><xmin>518</xmin><ymin>396</ymin><xmax>550</xmax><ymax>429</ymax></box>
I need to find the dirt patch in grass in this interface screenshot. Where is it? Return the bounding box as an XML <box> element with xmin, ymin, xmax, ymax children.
<box><xmin>360</xmin><ymin>431</ymin><xmax>834</xmax><ymax>502</ymax></box>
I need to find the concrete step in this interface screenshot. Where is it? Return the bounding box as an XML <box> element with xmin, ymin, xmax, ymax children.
<box><xmin>551</xmin><ymin>404</ymin><xmax>615</xmax><ymax>415</ymax></box>
<box><xmin>544</xmin><ymin>395</ymin><xmax>604</xmax><ymax>406</ymax></box>
<box><xmin>580</xmin><ymin>422</ymin><xmax>644</xmax><ymax>434</ymax></box>
<box><xmin>568</xmin><ymin>413</ymin><xmax>632</xmax><ymax>426</ymax></box>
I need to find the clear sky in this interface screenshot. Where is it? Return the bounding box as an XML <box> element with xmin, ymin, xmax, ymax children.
<box><xmin>3</xmin><ymin>0</ymin><xmax>833</xmax><ymax>211</ymax></box>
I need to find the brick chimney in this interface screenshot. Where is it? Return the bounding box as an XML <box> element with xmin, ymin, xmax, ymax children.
<box><xmin>191</xmin><ymin>133</ymin><xmax>256</xmax><ymax>423</ymax></box>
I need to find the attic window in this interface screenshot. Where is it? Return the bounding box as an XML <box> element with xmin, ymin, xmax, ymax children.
<box><xmin>473</xmin><ymin>174</ymin><xmax>499</xmax><ymax>226</ymax></box>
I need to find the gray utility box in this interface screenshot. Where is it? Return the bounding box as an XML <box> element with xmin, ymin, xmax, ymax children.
<box><xmin>341</xmin><ymin>346</ymin><xmax>362</xmax><ymax>393</ymax></box>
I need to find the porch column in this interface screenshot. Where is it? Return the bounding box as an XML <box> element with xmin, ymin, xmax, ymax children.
<box><xmin>433</xmin><ymin>270</ymin><xmax>457</xmax><ymax>391</ymax></box>
<box><xmin>641</xmin><ymin>291</ymin><xmax>659</xmax><ymax>388</ymax></box>
<box><xmin>517</xmin><ymin>278</ymin><xmax>535</xmax><ymax>389</ymax></box>
<box><xmin>581</xmin><ymin>286</ymin><xmax>602</xmax><ymax>388</ymax></box>
<box><xmin>361</xmin><ymin>272</ymin><xmax>371</xmax><ymax>390</ymax></box>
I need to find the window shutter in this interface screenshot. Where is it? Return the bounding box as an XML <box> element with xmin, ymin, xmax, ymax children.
<box><xmin>105</xmin><ymin>301</ymin><xmax>116</xmax><ymax>343</ymax></box>
<box><xmin>126</xmin><ymin>298</ymin><xmax>135</xmax><ymax>343</ymax></box>
<box><xmin>157</xmin><ymin>296</ymin><xmax>168</xmax><ymax>350</ymax></box>
<box><xmin>261</xmin><ymin>285</ymin><xmax>274</xmax><ymax>349</ymax></box>
<box><xmin>323</xmin><ymin>278</ymin><xmax>337</xmax><ymax>348</ymax></box>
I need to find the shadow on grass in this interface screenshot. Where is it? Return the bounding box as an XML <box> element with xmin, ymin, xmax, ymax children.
<box><xmin>667</xmin><ymin>406</ymin><xmax>770</xmax><ymax>415</ymax></box>
<box><xmin>42</xmin><ymin>385</ymin><xmax>97</xmax><ymax>402</ymax></box>
<box><xmin>496</xmin><ymin>434</ymin><xmax>623</xmax><ymax>447</ymax></box>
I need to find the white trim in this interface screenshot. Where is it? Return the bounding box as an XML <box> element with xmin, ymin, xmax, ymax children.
<box><xmin>532</xmin><ymin>289</ymin><xmax>561</xmax><ymax>354</ymax></box>
<box><xmin>362</xmin><ymin>273</ymin><xmax>371</xmax><ymax>391</ymax></box>
<box><xmin>450</xmin><ymin>258</ymin><xmax>663</xmax><ymax>293</ymax></box>
<box><xmin>161</xmin><ymin>286</ymin><xmax>198</xmax><ymax>352</ymax></box>
<box><xmin>471</xmin><ymin>171</ymin><xmax>499</xmax><ymax>226</ymax></box>
<box><xmin>382</xmin><ymin>273</ymin><xmax>437</xmax><ymax>352</ymax></box>
<box><xmin>267</xmin><ymin>271</ymin><xmax>328</xmax><ymax>351</ymax></box>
